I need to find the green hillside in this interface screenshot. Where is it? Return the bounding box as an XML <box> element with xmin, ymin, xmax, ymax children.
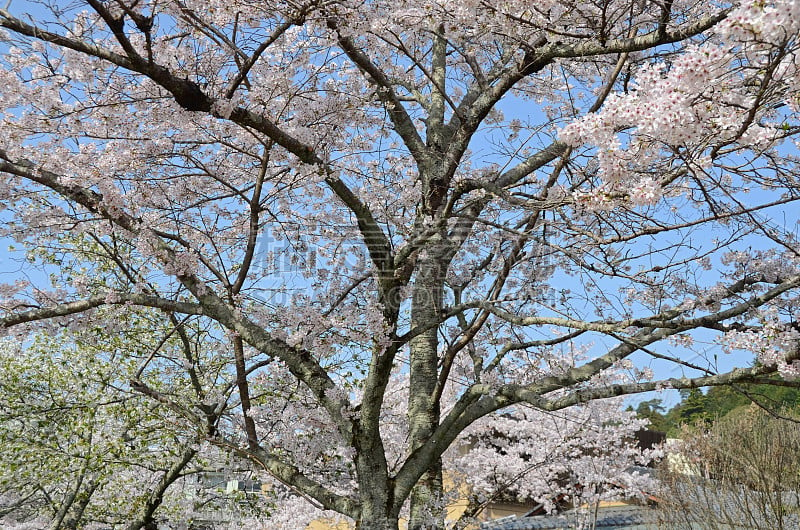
<box><xmin>631</xmin><ymin>381</ymin><xmax>800</xmax><ymax>436</ymax></box>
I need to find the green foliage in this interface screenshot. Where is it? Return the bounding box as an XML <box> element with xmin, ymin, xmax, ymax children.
<box><xmin>632</xmin><ymin>399</ymin><xmax>669</xmax><ymax>433</ymax></box>
<box><xmin>633</xmin><ymin>382</ymin><xmax>800</xmax><ymax>436</ymax></box>
<box><xmin>0</xmin><ymin>310</ymin><xmax>248</xmax><ymax>527</ymax></box>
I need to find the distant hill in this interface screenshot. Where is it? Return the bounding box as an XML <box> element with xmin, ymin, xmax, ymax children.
<box><xmin>630</xmin><ymin>380</ymin><xmax>800</xmax><ymax>436</ymax></box>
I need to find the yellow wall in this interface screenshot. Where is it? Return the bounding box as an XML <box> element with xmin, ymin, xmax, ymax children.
<box><xmin>307</xmin><ymin>519</ymin><xmax>352</xmax><ymax>530</ymax></box>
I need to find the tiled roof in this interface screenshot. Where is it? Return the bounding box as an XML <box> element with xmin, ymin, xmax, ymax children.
<box><xmin>479</xmin><ymin>505</ymin><xmax>660</xmax><ymax>529</ymax></box>
<box><xmin>479</xmin><ymin>480</ymin><xmax>800</xmax><ymax>529</ymax></box>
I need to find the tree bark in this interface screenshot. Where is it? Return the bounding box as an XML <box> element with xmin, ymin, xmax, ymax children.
<box><xmin>125</xmin><ymin>445</ymin><xmax>197</xmax><ymax>530</ymax></box>
<box><xmin>51</xmin><ymin>474</ymin><xmax>99</xmax><ymax>530</ymax></box>
<box><xmin>355</xmin><ymin>514</ymin><xmax>401</xmax><ymax>530</ymax></box>
<box><xmin>407</xmin><ymin>236</ymin><xmax>448</xmax><ymax>530</ymax></box>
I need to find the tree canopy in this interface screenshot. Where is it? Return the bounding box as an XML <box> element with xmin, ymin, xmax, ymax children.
<box><xmin>634</xmin><ymin>380</ymin><xmax>800</xmax><ymax>435</ymax></box>
<box><xmin>1</xmin><ymin>1</ymin><xmax>800</xmax><ymax>528</ymax></box>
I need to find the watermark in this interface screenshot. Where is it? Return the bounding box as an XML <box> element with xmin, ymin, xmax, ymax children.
<box><xmin>252</xmin><ymin>223</ymin><xmax>367</xmax><ymax>277</ymax></box>
<box><xmin>246</xmin><ymin>224</ymin><xmax>558</xmax><ymax>310</ymax></box>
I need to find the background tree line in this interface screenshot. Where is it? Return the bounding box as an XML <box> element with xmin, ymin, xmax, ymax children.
<box><xmin>633</xmin><ymin>381</ymin><xmax>800</xmax><ymax>436</ymax></box>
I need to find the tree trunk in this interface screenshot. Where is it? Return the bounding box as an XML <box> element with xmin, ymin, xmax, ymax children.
<box><xmin>355</xmin><ymin>514</ymin><xmax>401</xmax><ymax>530</ymax></box>
<box><xmin>125</xmin><ymin>445</ymin><xmax>197</xmax><ymax>530</ymax></box>
<box><xmin>355</xmin><ymin>454</ymin><xmax>397</xmax><ymax>530</ymax></box>
<box><xmin>408</xmin><ymin>238</ymin><xmax>448</xmax><ymax>530</ymax></box>
<box><xmin>55</xmin><ymin>475</ymin><xmax>100</xmax><ymax>530</ymax></box>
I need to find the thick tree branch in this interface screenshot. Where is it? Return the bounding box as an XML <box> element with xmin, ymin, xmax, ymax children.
<box><xmin>0</xmin><ymin>13</ymin><xmax>399</xmax><ymax>304</ymax></box>
<box><xmin>541</xmin><ymin>365</ymin><xmax>794</xmax><ymax>411</ymax></box>
<box><xmin>130</xmin><ymin>379</ymin><xmax>361</xmax><ymax>518</ymax></box>
<box><xmin>446</xmin><ymin>9</ymin><xmax>729</xmax><ymax>190</ymax></box>
<box><xmin>326</xmin><ymin>17</ymin><xmax>428</xmax><ymax>167</ymax></box>
<box><xmin>246</xmin><ymin>445</ymin><xmax>361</xmax><ymax>518</ymax></box>
<box><xmin>125</xmin><ymin>445</ymin><xmax>198</xmax><ymax>530</ymax></box>
<box><xmin>0</xmin><ymin>294</ymin><xmax>204</xmax><ymax>329</ymax></box>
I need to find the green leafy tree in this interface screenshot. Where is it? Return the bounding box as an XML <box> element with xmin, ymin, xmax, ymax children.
<box><xmin>632</xmin><ymin>399</ymin><xmax>669</xmax><ymax>433</ymax></box>
<box><xmin>0</xmin><ymin>317</ymin><xmax>263</xmax><ymax>529</ymax></box>
<box><xmin>642</xmin><ymin>380</ymin><xmax>800</xmax><ymax>436</ymax></box>
<box><xmin>676</xmin><ymin>389</ymin><xmax>712</xmax><ymax>427</ymax></box>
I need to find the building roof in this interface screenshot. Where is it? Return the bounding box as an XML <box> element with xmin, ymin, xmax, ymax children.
<box><xmin>479</xmin><ymin>505</ymin><xmax>660</xmax><ymax>530</ymax></box>
<box><xmin>480</xmin><ymin>478</ymin><xmax>800</xmax><ymax>529</ymax></box>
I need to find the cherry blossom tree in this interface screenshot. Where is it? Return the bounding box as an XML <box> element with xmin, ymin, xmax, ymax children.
<box><xmin>0</xmin><ymin>329</ymin><xmax>653</xmax><ymax>529</ymax></box>
<box><xmin>1</xmin><ymin>0</ymin><xmax>800</xmax><ymax>528</ymax></box>
<box><xmin>448</xmin><ymin>397</ymin><xmax>657</xmax><ymax>529</ymax></box>
<box><xmin>243</xmin><ymin>360</ymin><xmax>655</xmax><ymax>529</ymax></box>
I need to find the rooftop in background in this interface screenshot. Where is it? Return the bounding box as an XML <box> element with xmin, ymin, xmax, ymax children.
<box><xmin>479</xmin><ymin>504</ymin><xmax>661</xmax><ymax>530</ymax></box>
